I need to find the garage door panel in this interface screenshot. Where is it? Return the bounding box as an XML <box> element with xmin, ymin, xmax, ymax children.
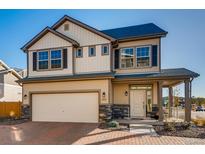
<box><xmin>32</xmin><ymin>93</ymin><xmax>98</xmax><ymax>123</ymax></box>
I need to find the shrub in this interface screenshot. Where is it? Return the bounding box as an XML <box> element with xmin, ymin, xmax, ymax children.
<box><xmin>107</xmin><ymin>120</ymin><xmax>119</xmax><ymax>128</ymax></box>
<box><xmin>164</xmin><ymin>122</ymin><xmax>176</xmax><ymax>131</ymax></box>
<box><xmin>180</xmin><ymin>122</ymin><xmax>191</xmax><ymax>130</ymax></box>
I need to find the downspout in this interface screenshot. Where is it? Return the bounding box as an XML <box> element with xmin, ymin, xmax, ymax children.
<box><xmin>190</xmin><ymin>77</ymin><xmax>194</xmax><ymax>104</ymax></box>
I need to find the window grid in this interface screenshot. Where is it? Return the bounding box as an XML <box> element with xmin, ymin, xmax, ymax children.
<box><xmin>37</xmin><ymin>49</ymin><xmax>63</xmax><ymax>70</ymax></box>
<box><xmin>120</xmin><ymin>48</ymin><xmax>134</xmax><ymax>68</ymax></box>
<box><xmin>136</xmin><ymin>46</ymin><xmax>150</xmax><ymax>67</ymax></box>
<box><xmin>51</xmin><ymin>50</ymin><xmax>62</xmax><ymax>69</ymax></box>
<box><xmin>38</xmin><ymin>51</ymin><xmax>49</xmax><ymax>70</ymax></box>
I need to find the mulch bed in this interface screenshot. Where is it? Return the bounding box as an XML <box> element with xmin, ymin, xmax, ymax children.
<box><xmin>154</xmin><ymin>125</ymin><xmax>205</xmax><ymax>139</ymax></box>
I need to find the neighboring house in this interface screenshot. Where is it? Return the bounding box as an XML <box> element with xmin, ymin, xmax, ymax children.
<box><xmin>0</xmin><ymin>60</ymin><xmax>22</xmax><ymax>102</ymax></box>
<box><xmin>19</xmin><ymin>15</ymin><xmax>199</xmax><ymax>123</ymax></box>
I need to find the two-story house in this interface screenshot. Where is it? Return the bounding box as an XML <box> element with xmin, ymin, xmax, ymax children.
<box><xmin>0</xmin><ymin>60</ymin><xmax>22</xmax><ymax>102</ymax></box>
<box><xmin>19</xmin><ymin>15</ymin><xmax>199</xmax><ymax>123</ymax></box>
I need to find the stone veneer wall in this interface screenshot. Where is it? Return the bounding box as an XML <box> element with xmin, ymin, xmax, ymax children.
<box><xmin>99</xmin><ymin>104</ymin><xmax>130</xmax><ymax>122</ymax></box>
<box><xmin>112</xmin><ymin>105</ymin><xmax>130</xmax><ymax>119</ymax></box>
<box><xmin>99</xmin><ymin>104</ymin><xmax>112</xmax><ymax>122</ymax></box>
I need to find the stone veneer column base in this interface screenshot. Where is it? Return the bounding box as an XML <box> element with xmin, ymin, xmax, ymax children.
<box><xmin>99</xmin><ymin>104</ymin><xmax>112</xmax><ymax>122</ymax></box>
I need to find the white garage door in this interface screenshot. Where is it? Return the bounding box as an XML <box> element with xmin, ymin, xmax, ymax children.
<box><xmin>32</xmin><ymin>92</ymin><xmax>98</xmax><ymax>123</ymax></box>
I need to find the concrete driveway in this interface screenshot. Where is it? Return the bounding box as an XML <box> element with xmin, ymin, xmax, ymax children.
<box><xmin>0</xmin><ymin>122</ymin><xmax>205</xmax><ymax>145</ymax></box>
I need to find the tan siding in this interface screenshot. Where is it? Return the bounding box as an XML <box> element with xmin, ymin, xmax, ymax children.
<box><xmin>56</xmin><ymin>21</ymin><xmax>110</xmax><ymax>46</ymax></box>
<box><xmin>113</xmin><ymin>83</ymin><xmax>129</xmax><ymax>105</ymax></box>
<box><xmin>116</xmin><ymin>67</ymin><xmax>159</xmax><ymax>74</ymax></box>
<box><xmin>23</xmin><ymin>79</ymin><xmax>109</xmax><ymax>105</ymax></box>
<box><xmin>28</xmin><ymin>32</ymin><xmax>72</xmax><ymax>51</ymax></box>
<box><xmin>116</xmin><ymin>38</ymin><xmax>160</xmax><ymax>74</ymax></box>
<box><xmin>75</xmin><ymin>45</ymin><xmax>111</xmax><ymax>73</ymax></box>
<box><xmin>28</xmin><ymin>47</ymin><xmax>73</xmax><ymax>77</ymax></box>
<box><xmin>4</xmin><ymin>73</ymin><xmax>19</xmax><ymax>86</ymax></box>
<box><xmin>113</xmin><ymin>82</ymin><xmax>158</xmax><ymax>106</ymax></box>
<box><xmin>153</xmin><ymin>82</ymin><xmax>158</xmax><ymax>105</ymax></box>
<box><xmin>0</xmin><ymin>84</ymin><xmax>22</xmax><ymax>102</ymax></box>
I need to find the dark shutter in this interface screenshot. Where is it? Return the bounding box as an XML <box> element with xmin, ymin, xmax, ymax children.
<box><xmin>63</xmin><ymin>48</ymin><xmax>68</xmax><ymax>68</ymax></box>
<box><xmin>114</xmin><ymin>49</ymin><xmax>120</xmax><ymax>69</ymax></box>
<box><xmin>33</xmin><ymin>52</ymin><xmax>37</xmax><ymax>71</ymax></box>
<box><xmin>152</xmin><ymin>45</ymin><xmax>158</xmax><ymax>67</ymax></box>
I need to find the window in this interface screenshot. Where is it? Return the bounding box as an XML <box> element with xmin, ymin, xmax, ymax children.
<box><xmin>136</xmin><ymin>46</ymin><xmax>150</xmax><ymax>67</ymax></box>
<box><xmin>64</xmin><ymin>24</ymin><xmax>69</xmax><ymax>31</ymax></box>
<box><xmin>102</xmin><ymin>44</ymin><xmax>109</xmax><ymax>55</ymax></box>
<box><xmin>120</xmin><ymin>48</ymin><xmax>134</xmax><ymax>68</ymax></box>
<box><xmin>50</xmin><ymin>50</ymin><xmax>62</xmax><ymax>69</ymax></box>
<box><xmin>76</xmin><ymin>48</ymin><xmax>83</xmax><ymax>58</ymax></box>
<box><xmin>89</xmin><ymin>46</ymin><xmax>96</xmax><ymax>57</ymax></box>
<box><xmin>38</xmin><ymin>51</ymin><xmax>48</xmax><ymax>70</ymax></box>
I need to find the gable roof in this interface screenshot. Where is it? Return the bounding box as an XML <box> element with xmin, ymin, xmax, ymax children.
<box><xmin>51</xmin><ymin>15</ymin><xmax>116</xmax><ymax>41</ymax></box>
<box><xmin>101</xmin><ymin>23</ymin><xmax>168</xmax><ymax>41</ymax></box>
<box><xmin>21</xmin><ymin>27</ymin><xmax>80</xmax><ymax>52</ymax></box>
<box><xmin>0</xmin><ymin>60</ymin><xmax>22</xmax><ymax>79</ymax></box>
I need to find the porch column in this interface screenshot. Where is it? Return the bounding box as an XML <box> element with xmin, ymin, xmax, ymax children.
<box><xmin>158</xmin><ymin>81</ymin><xmax>164</xmax><ymax>121</ymax></box>
<box><xmin>185</xmin><ymin>79</ymin><xmax>191</xmax><ymax>122</ymax></box>
<box><xmin>168</xmin><ymin>86</ymin><xmax>173</xmax><ymax>117</ymax></box>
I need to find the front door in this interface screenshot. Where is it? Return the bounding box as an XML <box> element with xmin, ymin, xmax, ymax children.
<box><xmin>130</xmin><ymin>90</ymin><xmax>146</xmax><ymax>118</ymax></box>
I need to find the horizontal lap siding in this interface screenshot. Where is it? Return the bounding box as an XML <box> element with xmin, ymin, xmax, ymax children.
<box><xmin>23</xmin><ymin>79</ymin><xmax>109</xmax><ymax>105</ymax></box>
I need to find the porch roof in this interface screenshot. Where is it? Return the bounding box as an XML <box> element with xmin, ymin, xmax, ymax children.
<box><xmin>115</xmin><ymin>68</ymin><xmax>199</xmax><ymax>80</ymax></box>
<box><xmin>18</xmin><ymin>72</ymin><xmax>115</xmax><ymax>83</ymax></box>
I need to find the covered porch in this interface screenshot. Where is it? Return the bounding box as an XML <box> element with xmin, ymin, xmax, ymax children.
<box><xmin>113</xmin><ymin>68</ymin><xmax>199</xmax><ymax>122</ymax></box>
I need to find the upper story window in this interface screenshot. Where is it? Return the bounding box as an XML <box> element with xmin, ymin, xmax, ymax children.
<box><xmin>51</xmin><ymin>50</ymin><xmax>62</xmax><ymax>69</ymax></box>
<box><xmin>136</xmin><ymin>46</ymin><xmax>150</xmax><ymax>67</ymax></box>
<box><xmin>76</xmin><ymin>48</ymin><xmax>83</xmax><ymax>58</ymax></box>
<box><xmin>89</xmin><ymin>46</ymin><xmax>96</xmax><ymax>57</ymax></box>
<box><xmin>120</xmin><ymin>48</ymin><xmax>134</xmax><ymax>68</ymax></box>
<box><xmin>38</xmin><ymin>51</ymin><xmax>48</xmax><ymax>70</ymax></box>
<box><xmin>101</xmin><ymin>44</ymin><xmax>109</xmax><ymax>55</ymax></box>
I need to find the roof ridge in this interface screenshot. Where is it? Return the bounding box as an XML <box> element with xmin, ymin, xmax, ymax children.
<box><xmin>101</xmin><ymin>23</ymin><xmax>155</xmax><ymax>31</ymax></box>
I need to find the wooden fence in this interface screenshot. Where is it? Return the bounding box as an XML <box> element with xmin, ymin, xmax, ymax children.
<box><xmin>0</xmin><ymin>102</ymin><xmax>22</xmax><ymax>118</ymax></box>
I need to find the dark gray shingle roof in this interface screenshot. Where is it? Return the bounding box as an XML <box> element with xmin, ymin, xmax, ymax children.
<box><xmin>115</xmin><ymin>68</ymin><xmax>199</xmax><ymax>80</ymax></box>
<box><xmin>19</xmin><ymin>72</ymin><xmax>115</xmax><ymax>83</ymax></box>
<box><xmin>101</xmin><ymin>23</ymin><xmax>167</xmax><ymax>40</ymax></box>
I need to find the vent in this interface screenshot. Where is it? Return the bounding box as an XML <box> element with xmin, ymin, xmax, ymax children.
<box><xmin>64</xmin><ymin>24</ymin><xmax>69</xmax><ymax>31</ymax></box>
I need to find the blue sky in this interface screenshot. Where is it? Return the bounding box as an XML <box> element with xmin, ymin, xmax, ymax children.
<box><xmin>0</xmin><ymin>10</ymin><xmax>204</xmax><ymax>97</ymax></box>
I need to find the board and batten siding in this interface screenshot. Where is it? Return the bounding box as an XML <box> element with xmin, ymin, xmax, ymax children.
<box><xmin>28</xmin><ymin>47</ymin><xmax>73</xmax><ymax>77</ymax></box>
<box><xmin>56</xmin><ymin>21</ymin><xmax>110</xmax><ymax>46</ymax></box>
<box><xmin>23</xmin><ymin>79</ymin><xmax>110</xmax><ymax>105</ymax></box>
<box><xmin>28</xmin><ymin>32</ymin><xmax>72</xmax><ymax>51</ymax></box>
<box><xmin>115</xmin><ymin>38</ymin><xmax>160</xmax><ymax>74</ymax></box>
<box><xmin>75</xmin><ymin>45</ymin><xmax>111</xmax><ymax>74</ymax></box>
